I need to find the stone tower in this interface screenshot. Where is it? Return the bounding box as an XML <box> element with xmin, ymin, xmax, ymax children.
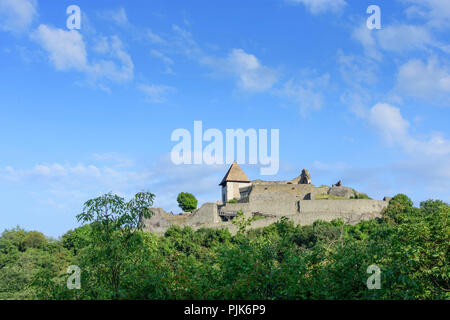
<box><xmin>219</xmin><ymin>161</ymin><xmax>251</xmax><ymax>203</ymax></box>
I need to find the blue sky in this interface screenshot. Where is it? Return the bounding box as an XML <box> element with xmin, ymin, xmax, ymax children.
<box><xmin>0</xmin><ymin>0</ymin><xmax>449</xmax><ymax>237</ymax></box>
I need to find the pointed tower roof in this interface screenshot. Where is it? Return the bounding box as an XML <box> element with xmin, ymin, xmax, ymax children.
<box><xmin>219</xmin><ymin>161</ymin><xmax>250</xmax><ymax>186</ymax></box>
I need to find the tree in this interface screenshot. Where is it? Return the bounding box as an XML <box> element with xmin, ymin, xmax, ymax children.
<box><xmin>76</xmin><ymin>191</ymin><xmax>155</xmax><ymax>299</ymax></box>
<box><xmin>383</xmin><ymin>193</ymin><xmax>416</xmax><ymax>224</ymax></box>
<box><xmin>61</xmin><ymin>224</ymin><xmax>92</xmax><ymax>255</ymax></box>
<box><xmin>177</xmin><ymin>192</ymin><xmax>197</xmax><ymax>212</ymax></box>
<box><xmin>22</xmin><ymin>231</ymin><xmax>47</xmax><ymax>249</ymax></box>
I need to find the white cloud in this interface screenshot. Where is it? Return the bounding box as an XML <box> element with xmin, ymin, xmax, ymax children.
<box><xmin>337</xmin><ymin>51</ymin><xmax>378</xmax><ymax>86</ymax></box>
<box><xmin>336</xmin><ymin>51</ymin><xmax>380</xmax><ymax>118</ymax></box>
<box><xmin>228</xmin><ymin>49</ymin><xmax>278</xmax><ymax>91</ymax></box>
<box><xmin>286</xmin><ymin>0</ymin><xmax>347</xmax><ymax>14</ymax></box>
<box><xmin>377</xmin><ymin>24</ymin><xmax>435</xmax><ymax>53</ymax></box>
<box><xmin>369</xmin><ymin>103</ymin><xmax>410</xmax><ymax>145</ymax></box>
<box><xmin>148</xmin><ymin>26</ymin><xmax>277</xmax><ymax>92</ymax></box>
<box><xmin>352</xmin><ymin>22</ymin><xmax>447</xmax><ymax>59</ymax></box>
<box><xmin>203</xmin><ymin>48</ymin><xmax>278</xmax><ymax>92</ymax></box>
<box><xmin>403</xmin><ymin>0</ymin><xmax>450</xmax><ymax>29</ymax></box>
<box><xmin>369</xmin><ymin>103</ymin><xmax>450</xmax><ymax>155</ymax></box>
<box><xmin>150</xmin><ymin>49</ymin><xmax>174</xmax><ymax>74</ymax></box>
<box><xmin>352</xmin><ymin>24</ymin><xmax>381</xmax><ymax>60</ymax></box>
<box><xmin>0</xmin><ymin>0</ymin><xmax>37</xmax><ymax>33</ymax></box>
<box><xmin>166</xmin><ymin>25</ymin><xmax>278</xmax><ymax>91</ymax></box>
<box><xmin>138</xmin><ymin>84</ymin><xmax>176</xmax><ymax>103</ymax></box>
<box><xmin>150</xmin><ymin>49</ymin><xmax>173</xmax><ymax>65</ymax></box>
<box><xmin>147</xmin><ymin>29</ymin><xmax>165</xmax><ymax>44</ymax></box>
<box><xmin>278</xmin><ymin>73</ymin><xmax>330</xmax><ymax>116</ymax></box>
<box><xmin>32</xmin><ymin>25</ymin><xmax>134</xmax><ymax>83</ymax></box>
<box><xmin>93</xmin><ymin>36</ymin><xmax>110</xmax><ymax>54</ymax></box>
<box><xmin>108</xmin><ymin>7</ymin><xmax>128</xmax><ymax>26</ymax></box>
<box><xmin>171</xmin><ymin>24</ymin><xmax>202</xmax><ymax>59</ymax></box>
<box><xmin>90</xmin><ymin>35</ymin><xmax>134</xmax><ymax>82</ymax></box>
<box><xmin>31</xmin><ymin>25</ymin><xmax>87</xmax><ymax>71</ymax></box>
<box><xmin>396</xmin><ymin>57</ymin><xmax>450</xmax><ymax>103</ymax></box>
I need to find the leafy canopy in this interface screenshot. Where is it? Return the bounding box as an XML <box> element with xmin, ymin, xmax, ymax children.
<box><xmin>177</xmin><ymin>192</ymin><xmax>198</xmax><ymax>212</ymax></box>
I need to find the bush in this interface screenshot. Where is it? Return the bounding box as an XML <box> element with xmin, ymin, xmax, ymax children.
<box><xmin>177</xmin><ymin>192</ymin><xmax>198</xmax><ymax>212</ymax></box>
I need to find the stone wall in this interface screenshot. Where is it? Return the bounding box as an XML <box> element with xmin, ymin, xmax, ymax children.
<box><xmin>247</xmin><ymin>184</ymin><xmax>330</xmax><ymax>203</ymax></box>
<box><xmin>296</xmin><ymin>199</ymin><xmax>388</xmax><ymax>225</ymax></box>
<box><xmin>142</xmin><ymin>202</ymin><xmax>220</xmax><ymax>234</ymax></box>
<box><xmin>142</xmin><ymin>208</ymin><xmax>188</xmax><ymax>234</ymax></box>
<box><xmin>220</xmin><ymin>200</ymin><xmax>296</xmax><ymax>218</ymax></box>
<box><xmin>188</xmin><ymin>202</ymin><xmax>221</xmax><ymax>225</ymax></box>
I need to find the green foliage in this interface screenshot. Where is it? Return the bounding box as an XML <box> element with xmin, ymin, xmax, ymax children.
<box><xmin>227</xmin><ymin>199</ymin><xmax>238</xmax><ymax>203</ymax></box>
<box><xmin>231</xmin><ymin>210</ymin><xmax>257</xmax><ymax>235</ymax></box>
<box><xmin>177</xmin><ymin>192</ymin><xmax>198</xmax><ymax>212</ymax></box>
<box><xmin>391</xmin><ymin>193</ymin><xmax>414</xmax><ymax>208</ymax></box>
<box><xmin>383</xmin><ymin>193</ymin><xmax>417</xmax><ymax>224</ymax></box>
<box><xmin>1</xmin><ymin>193</ymin><xmax>448</xmax><ymax>300</ymax></box>
<box><xmin>22</xmin><ymin>231</ymin><xmax>47</xmax><ymax>249</ymax></box>
<box><xmin>61</xmin><ymin>224</ymin><xmax>92</xmax><ymax>255</ymax></box>
<box><xmin>0</xmin><ymin>228</ymin><xmax>71</xmax><ymax>300</ymax></box>
<box><xmin>350</xmin><ymin>191</ymin><xmax>372</xmax><ymax>199</ymax></box>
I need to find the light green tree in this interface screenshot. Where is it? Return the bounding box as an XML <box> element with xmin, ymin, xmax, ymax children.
<box><xmin>76</xmin><ymin>191</ymin><xmax>155</xmax><ymax>299</ymax></box>
<box><xmin>177</xmin><ymin>192</ymin><xmax>198</xmax><ymax>212</ymax></box>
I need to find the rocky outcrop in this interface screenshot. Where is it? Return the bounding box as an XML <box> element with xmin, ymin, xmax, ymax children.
<box><xmin>328</xmin><ymin>186</ymin><xmax>355</xmax><ymax>198</ymax></box>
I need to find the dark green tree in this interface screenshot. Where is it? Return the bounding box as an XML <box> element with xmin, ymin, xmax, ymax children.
<box><xmin>177</xmin><ymin>192</ymin><xmax>197</xmax><ymax>212</ymax></box>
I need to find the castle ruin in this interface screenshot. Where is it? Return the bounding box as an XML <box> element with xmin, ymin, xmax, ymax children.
<box><xmin>142</xmin><ymin>162</ymin><xmax>389</xmax><ymax>234</ymax></box>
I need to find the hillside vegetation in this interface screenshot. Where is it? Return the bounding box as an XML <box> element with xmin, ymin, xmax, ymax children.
<box><xmin>0</xmin><ymin>193</ymin><xmax>448</xmax><ymax>300</ymax></box>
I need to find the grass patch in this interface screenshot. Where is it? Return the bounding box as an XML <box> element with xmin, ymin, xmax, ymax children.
<box><xmin>350</xmin><ymin>190</ymin><xmax>372</xmax><ymax>199</ymax></box>
<box><xmin>315</xmin><ymin>194</ymin><xmax>348</xmax><ymax>200</ymax></box>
